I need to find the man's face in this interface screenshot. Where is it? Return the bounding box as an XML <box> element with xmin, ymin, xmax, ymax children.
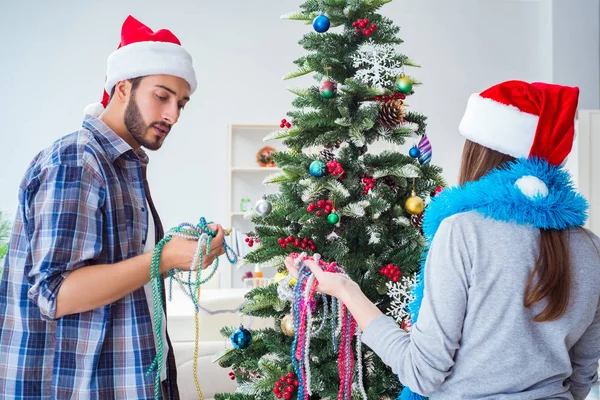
<box><xmin>124</xmin><ymin>75</ymin><xmax>191</xmax><ymax>151</ymax></box>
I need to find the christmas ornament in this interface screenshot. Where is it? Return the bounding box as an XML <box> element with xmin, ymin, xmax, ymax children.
<box><xmin>280</xmin><ymin>314</ymin><xmax>295</xmax><ymax>337</ymax></box>
<box><xmin>381</xmin><ymin>176</ymin><xmax>398</xmax><ymax>193</ymax></box>
<box><xmin>254</xmin><ymin>198</ymin><xmax>273</xmax><ymax>216</ymax></box>
<box><xmin>244</xmin><ymin>234</ymin><xmax>259</xmax><ymax>248</ymax></box>
<box><xmin>312</xmin><ymin>14</ymin><xmax>330</xmax><ymax>33</ymax></box>
<box><xmin>417</xmin><ymin>134</ymin><xmax>432</xmax><ymax>165</ymax></box>
<box><xmin>278</xmin><ymin>236</ymin><xmax>316</xmax><ymax>251</ymax></box>
<box><xmin>411</xmin><ymin>212</ymin><xmax>424</xmax><ymax>230</ymax></box>
<box><xmin>379</xmin><ymin>263</ymin><xmax>401</xmax><ymax>282</ymax></box>
<box><xmin>274</xmin><ymin>271</ymin><xmax>288</xmax><ymax>283</ymax></box>
<box><xmin>324</xmin><ymin>139</ymin><xmax>342</xmax><ymax>149</ymax></box>
<box><xmin>309</xmin><ymin>160</ymin><xmax>326</xmax><ymax>177</ymax></box>
<box><xmin>352</xmin><ymin>18</ymin><xmax>376</xmax><ymax>36</ymax></box>
<box><xmin>308</xmin><ymin>199</ymin><xmax>336</xmax><ymax>219</ymax></box>
<box><xmin>319</xmin><ymin>78</ymin><xmax>337</xmax><ymax>99</ymax></box>
<box><xmin>257</xmin><ymin>146</ymin><xmax>277</xmax><ymax>167</ymax></box>
<box><xmin>327</xmin><ymin>212</ymin><xmax>340</xmax><ymax>224</ymax></box>
<box><xmin>289</xmin><ymin>222</ymin><xmax>302</xmax><ymax>235</ymax></box>
<box><xmin>385</xmin><ymin>273</ymin><xmax>418</xmax><ymax>325</ymax></box>
<box><xmin>409</xmin><ymin>145</ymin><xmax>420</xmax><ymax>159</ymax></box>
<box><xmin>362</xmin><ymin>174</ymin><xmax>376</xmax><ymax>194</ymax></box>
<box><xmin>319</xmin><ymin>149</ymin><xmax>335</xmax><ymax>161</ymax></box>
<box><xmin>378</xmin><ymin>99</ymin><xmax>406</xmax><ymax>129</ymax></box>
<box><xmin>358</xmin><ymin>144</ymin><xmax>368</xmax><ymax>155</ymax></box>
<box><xmin>280</xmin><ymin>118</ymin><xmax>292</xmax><ymax>129</ymax></box>
<box><xmin>352</xmin><ymin>42</ymin><xmax>403</xmax><ymax>89</ymax></box>
<box><xmin>431</xmin><ymin>185</ymin><xmax>444</xmax><ymax>197</ymax></box>
<box><xmin>396</xmin><ymin>74</ymin><xmax>413</xmax><ymax>94</ymax></box>
<box><xmin>405</xmin><ymin>190</ymin><xmax>425</xmax><ymax>215</ymax></box>
<box><xmin>326</xmin><ymin>159</ymin><xmax>345</xmax><ymax>179</ymax></box>
<box><xmin>374</xmin><ymin>92</ymin><xmax>406</xmax><ymax>103</ymax></box>
<box><xmin>273</xmin><ymin>372</ymin><xmax>299</xmax><ymax>399</ymax></box>
<box><xmin>230</xmin><ymin>325</ymin><xmax>252</xmax><ymax>350</ymax></box>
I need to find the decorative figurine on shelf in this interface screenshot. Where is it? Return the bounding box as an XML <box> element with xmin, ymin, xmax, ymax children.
<box><xmin>239</xmin><ymin>198</ymin><xmax>252</xmax><ymax>212</ymax></box>
<box><xmin>256</xmin><ymin>146</ymin><xmax>277</xmax><ymax>167</ymax></box>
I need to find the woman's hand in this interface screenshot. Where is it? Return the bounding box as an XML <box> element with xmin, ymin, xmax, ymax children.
<box><xmin>283</xmin><ymin>255</ymin><xmax>354</xmax><ymax>299</ymax></box>
<box><xmin>283</xmin><ymin>254</ymin><xmax>383</xmax><ymax>331</ymax></box>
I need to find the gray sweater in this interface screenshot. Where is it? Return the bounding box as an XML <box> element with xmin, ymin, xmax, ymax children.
<box><xmin>362</xmin><ymin>211</ymin><xmax>600</xmax><ymax>399</ymax></box>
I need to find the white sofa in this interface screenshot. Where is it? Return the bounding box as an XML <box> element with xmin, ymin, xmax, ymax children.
<box><xmin>167</xmin><ymin>286</ymin><xmax>272</xmax><ymax>400</ymax></box>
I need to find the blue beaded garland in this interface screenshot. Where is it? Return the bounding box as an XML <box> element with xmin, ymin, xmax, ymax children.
<box><xmin>230</xmin><ymin>325</ymin><xmax>253</xmax><ymax>349</ymax></box>
<box><xmin>313</xmin><ymin>14</ymin><xmax>330</xmax><ymax>33</ymax></box>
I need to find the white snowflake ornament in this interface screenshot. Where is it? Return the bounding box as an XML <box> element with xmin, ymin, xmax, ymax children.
<box><xmin>351</xmin><ymin>41</ymin><xmax>403</xmax><ymax>89</ymax></box>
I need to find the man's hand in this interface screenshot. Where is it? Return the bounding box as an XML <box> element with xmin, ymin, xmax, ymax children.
<box><xmin>162</xmin><ymin>224</ymin><xmax>226</xmax><ymax>272</ymax></box>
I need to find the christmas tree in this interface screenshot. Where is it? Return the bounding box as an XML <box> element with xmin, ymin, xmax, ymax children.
<box><xmin>215</xmin><ymin>1</ymin><xmax>445</xmax><ymax>398</ymax></box>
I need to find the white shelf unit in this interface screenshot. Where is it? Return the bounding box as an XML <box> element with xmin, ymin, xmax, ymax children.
<box><xmin>226</xmin><ymin>124</ymin><xmax>285</xmax><ymax>288</ymax></box>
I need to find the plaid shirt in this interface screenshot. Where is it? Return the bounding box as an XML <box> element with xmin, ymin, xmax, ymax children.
<box><xmin>0</xmin><ymin>116</ymin><xmax>179</xmax><ymax>399</ymax></box>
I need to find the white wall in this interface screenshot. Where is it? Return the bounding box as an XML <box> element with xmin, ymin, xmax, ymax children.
<box><xmin>0</xmin><ymin>0</ymin><xmax>598</xmax><ymax>234</ymax></box>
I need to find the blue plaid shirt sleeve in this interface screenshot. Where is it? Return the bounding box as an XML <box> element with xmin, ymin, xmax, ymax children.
<box><xmin>25</xmin><ymin>163</ymin><xmax>106</xmax><ymax>321</ymax></box>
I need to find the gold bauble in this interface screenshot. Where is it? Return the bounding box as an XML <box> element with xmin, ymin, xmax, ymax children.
<box><xmin>405</xmin><ymin>191</ymin><xmax>425</xmax><ymax>215</ymax></box>
<box><xmin>281</xmin><ymin>314</ymin><xmax>295</xmax><ymax>337</ymax></box>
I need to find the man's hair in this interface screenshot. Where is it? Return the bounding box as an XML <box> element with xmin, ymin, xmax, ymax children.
<box><xmin>109</xmin><ymin>77</ymin><xmax>144</xmax><ymax>102</ymax></box>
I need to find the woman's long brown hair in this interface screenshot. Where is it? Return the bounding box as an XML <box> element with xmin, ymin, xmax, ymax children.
<box><xmin>459</xmin><ymin>139</ymin><xmax>571</xmax><ymax>322</ymax></box>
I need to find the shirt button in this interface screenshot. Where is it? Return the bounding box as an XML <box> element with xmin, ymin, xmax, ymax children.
<box><xmin>141</xmin><ymin>207</ymin><xmax>146</xmax><ymax>212</ymax></box>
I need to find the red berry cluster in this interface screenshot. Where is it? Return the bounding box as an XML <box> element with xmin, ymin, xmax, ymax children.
<box><xmin>362</xmin><ymin>175</ymin><xmax>376</xmax><ymax>194</ymax></box>
<box><xmin>228</xmin><ymin>368</ymin><xmax>261</xmax><ymax>381</ymax></box>
<box><xmin>375</xmin><ymin>92</ymin><xmax>406</xmax><ymax>103</ymax></box>
<box><xmin>280</xmin><ymin>119</ymin><xmax>292</xmax><ymax>129</ymax></box>
<box><xmin>277</xmin><ymin>235</ymin><xmax>316</xmax><ymax>251</ymax></box>
<box><xmin>352</xmin><ymin>18</ymin><xmax>376</xmax><ymax>36</ymax></box>
<box><xmin>379</xmin><ymin>263</ymin><xmax>401</xmax><ymax>282</ymax></box>
<box><xmin>244</xmin><ymin>235</ymin><xmax>260</xmax><ymax>248</ymax></box>
<box><xmin>273</xmin><ymin>372</ymin><xmax>299</xmax><ymax>399</ymax></box>
<box><xmin>326</xmin><ymin>160</ymin><xmax>345</xmax><ymax>179</ymax></box>
<box><xmin>307</xmin><ymin>199</ymin><xmax>336</xmax><ymax>216</ymax></box>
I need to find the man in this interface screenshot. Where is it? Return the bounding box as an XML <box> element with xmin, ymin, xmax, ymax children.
<box><xmin>0</xmin><ymin>15</ymin><xmax>224</xmax><ymax>399</ymax></box>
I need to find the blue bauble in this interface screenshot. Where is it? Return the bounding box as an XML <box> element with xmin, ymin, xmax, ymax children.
<box><xmin>309</xmin><ymin>160</ymin><xmax>326</xmax><ymax>177</ymax></box>
<box><xmin>231</xmin><ymin>326</ymin><xmax>252</xmax><ymax>350</ymax></box>
<box><xmin>409</xmin><ymin>146</ymin><xmax>420</xmax><ymax>159</ymax></box>
<box><xmin>313</xmin><ymin>15</ymin><xmax>330</xmax><ymax>33</ymax></box>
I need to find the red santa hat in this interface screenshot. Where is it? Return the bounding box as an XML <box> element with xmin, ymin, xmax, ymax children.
<box><xmin>84</xmin><ymin>15</ymin><xmax>197</xmax><ymax>117</ymax></box>
<box><xmin>458</xmin><ymin>80</ymin><xmax>579</xmax><ymax>167</ymax></box>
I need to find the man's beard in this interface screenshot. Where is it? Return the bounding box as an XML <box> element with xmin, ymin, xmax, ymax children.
<box><xmin>124</xmin><ymin>97</ymin><xmax>171</xmax><ymax>151</ymax></box>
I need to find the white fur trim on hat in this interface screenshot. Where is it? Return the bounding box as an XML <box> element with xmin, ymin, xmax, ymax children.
<box><xmin>515</xmin><ymin>175</ymin><xmax>549</xmax><ymax>199</ymax></box>
<box><xmin>105</xmin><ymin>41</ymin><xmax>197</xmax><ymax>96</ymax></box>
<box><xmin>84</xmin><ymin>102</ymin><xmax>105</xmax><ymax>118</ymax></box>
<box><xmin>458</xmin><ymin>94</ymin><xmax>539</xmax><ymax>158</ymax></box>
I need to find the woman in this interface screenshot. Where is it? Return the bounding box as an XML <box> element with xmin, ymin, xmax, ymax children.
<box><xmin>285</xmin><ymin>80</ymin><xmax>600</xmax><ymax>399</ymax></box>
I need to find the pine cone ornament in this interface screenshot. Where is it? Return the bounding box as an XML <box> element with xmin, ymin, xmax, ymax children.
<box><xmin>411</xmin><ymin>212</ymin><xmax>424</xmax><ymax>230</ymax></box>
<box><xmin>320</xmin><ymin>149</ymin><xmax>335</xmax><ymax>161</ymax></box>
<box><xmin>381</xmin><ymin>176</ymin><xmax>398</xmax><ymax>192</ymax></box>
<box><xmin>359</xmin><ymin>145</ymin><xmax>368</xmax><ymax>155</ymax></box>
<box><xmin>289</xmin><ymin>222</ymin><xmax>302</xmax><ymax>235</ymax></box>
<box><xmin>378</xmin><ymin>100</ymin><xmax>406</xmax><ymax>129</ymax></box>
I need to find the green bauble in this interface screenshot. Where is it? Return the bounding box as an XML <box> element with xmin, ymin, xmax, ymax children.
<box><xmin>327</xmin><ymin>212</ymin><xmax>340</xmax><ymax>224</ymax></box>
<box><xmin>396</xmin><ymin>75</ymin><xmax>413</xmax><ymax>94</ymax></box>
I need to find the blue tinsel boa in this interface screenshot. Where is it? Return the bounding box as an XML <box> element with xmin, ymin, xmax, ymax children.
<box><xmin>399</xmin><ymin>158</ymin><xmax>588</xmax><ymax>400</ymax></box>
